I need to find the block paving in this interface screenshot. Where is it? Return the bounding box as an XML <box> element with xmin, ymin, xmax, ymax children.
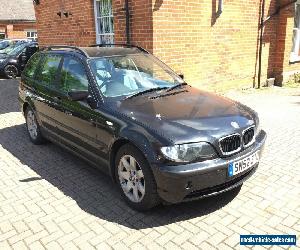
<box><xmin>0</xmin><ymin>79</ymin><xmax>299</xmax><ymax>249</ymax></box>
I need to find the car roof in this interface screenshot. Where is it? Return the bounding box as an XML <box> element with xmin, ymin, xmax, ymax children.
<box><xmin>41</xmin><ymin>45</ymin><xmax>148</xmax><ymax>58</ymax></box>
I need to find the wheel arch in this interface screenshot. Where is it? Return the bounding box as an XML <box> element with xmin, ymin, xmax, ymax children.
<box><xmin>22</xmin><ymin>102</ymin><xmax>29</xmax><ymax>115</ymax></box>
<box><xmin>22</xmin><ymin>97</ymin><xmax>35</xmax><ymax>114</ymax></box>
<box><xmin>22</xmin><ymin>99</ymin><xmax>42</xmax><ymax>126</ymax></box>
<box><xmin>109</xmin><ymin>134</ymin><xmax>157</xmax><ymax>182</ymax></box>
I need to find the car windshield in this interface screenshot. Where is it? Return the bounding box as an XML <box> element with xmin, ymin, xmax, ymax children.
<box><xmin>89</xmin><ymin>53</ymin><xmax>184</xmax><ymax>98</ymax></box>
<box><xmin>2</xmin><ymin>43</ymin><xmax>27</xmax><ymax>55</ymax></box>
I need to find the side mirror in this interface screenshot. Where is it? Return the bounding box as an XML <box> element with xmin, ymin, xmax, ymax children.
<box><xmin>68</xmin><ymin>90</ymin><xmax>89</xmax><ymax>101</ymax></box>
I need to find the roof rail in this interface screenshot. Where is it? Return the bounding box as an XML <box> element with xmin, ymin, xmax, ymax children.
<box><xmin>89</xmin><ymin>43</ymin><xmax>149</xmax><ymax>53</ymax></box>
<box><xmin>42</xmin><ymin>45</ymin><xmax>88</xmax><ymax>57</ymax></box>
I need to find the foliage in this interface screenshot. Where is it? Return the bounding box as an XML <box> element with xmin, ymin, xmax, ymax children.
<box><xmin>285</xmin><ymin>73</ymin><xmax>300</xmax><ymax>88</ymax></box>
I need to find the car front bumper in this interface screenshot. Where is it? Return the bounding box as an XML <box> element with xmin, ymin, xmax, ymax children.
<box><xmin>152</xmin><ymin>130</ymin><xmax>267</xmax><ymax>204</ymax></box>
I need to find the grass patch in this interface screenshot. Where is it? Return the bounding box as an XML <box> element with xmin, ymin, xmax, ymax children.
<box><xmin>285</xmin><ymin>73</ymin><xmax>300</xmax><ymax>88</ymax></box>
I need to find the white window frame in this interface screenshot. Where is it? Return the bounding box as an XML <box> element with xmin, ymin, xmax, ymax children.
<box><xmin>290</xmin><ymin>1</ymin><xmax>300</xmax><ymax>62</ymax></box>
<box><xmin>0</xmin><ymin>32</ymin><xmax>5</xmax><ymax>39</ymax></box>
<box><xmin>25</xmin><ymin>29</ymin><xmax>38</xmax><ymax>41</ymax></box>
<box><xmin>93</xmin><ymin>0</ymin><xmax>114</xmax><ymax>44</ymax></box>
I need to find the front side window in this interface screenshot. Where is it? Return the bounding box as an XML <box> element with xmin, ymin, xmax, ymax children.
<box><xmin>60</xmin><ymin>57</ymin><xmax>89</xmax><ymax>93</ymax></box>
<box><xmin>291</xmin><ymin>2</ymin><xmax>300</xmax><ymax>62</ymax></box>
<box><xmin>23</xmin><ymin>53</ymin><xmax>41</xmax><ymax>78</ymax></box>
<box><xmin>36</xmin><ymin>55</ymin><xmax>62</xmax><ymax>86</ymax></box>
<box><xmin>94</xmin><ymin>0</ymin><xmax>114</xmax><ymax>44</ymax></box>
<box><xmin>89</xmin><ymin>53</ymin><xmax>184</xmax><ymax>98</ymax></box>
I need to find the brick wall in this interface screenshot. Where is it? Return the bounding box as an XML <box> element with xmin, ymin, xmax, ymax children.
<box><xmin>35</xmin><ymin>0</ymin><xmax>153</xmax><ymax>49</ymax></box>
<box><xmin>0</xmin><ymin>22</ymin><xmax>36</xmax><ymax>39</ymax></box>
<box><xmin>113</xmin><ymin>0</ymin><xmax>153</xmax><ymax>51</ymax></box>
<box><xmin>273</xmin><ymin>0</ymin><xmax>300</xmax><ymax>83</ymax></box>
<box><xmin>34</xmin><ymin>0</ymin><xmax>300</xmax><ymax>87</ymax></box>
<box><xmin>152</xmin><ymin>0</ymin><xmax>280</xmax><ymax>88</ymax></box>
<box><xmin>34</xmin><ymin>0</ymin><xmax>96</xmax><ymax>46</ymax></box>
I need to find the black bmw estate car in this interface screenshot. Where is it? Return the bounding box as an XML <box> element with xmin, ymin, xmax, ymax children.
<box><xmin>19</xmin><ymin>44</ymin><xmax>266</xmax><ymax>210</ymax></box>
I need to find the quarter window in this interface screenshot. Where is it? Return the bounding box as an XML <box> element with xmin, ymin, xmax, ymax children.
<box><xmin>36</xmin><ymin>55</ymin><xmax>62</xmax><ymax>86</ymax></box>
<box><xmin>291</xmin><ymin>2</ymin><xmax>300</xmax><ymax>62</ymax></box>
<box><xmin>60</xmin><ymin>57</ymin><xmax>89</xmax><ymax>92</ymax></box>
<box><xmin>23</xmin><ymin>53</ymin><xmax>41</xmax><ymax>78</ymax></box>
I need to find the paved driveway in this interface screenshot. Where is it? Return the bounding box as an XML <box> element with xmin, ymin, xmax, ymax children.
<box><xmin>0</xmin><ymin>79</ymin><xmax>299</xmax><ymax>249</ymax></box>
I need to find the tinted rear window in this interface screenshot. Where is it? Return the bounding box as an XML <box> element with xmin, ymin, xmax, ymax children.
<box><xmin>36</xmin><ymin>54</ymin><xmax>62</xmax><ymax>86</ymax></box>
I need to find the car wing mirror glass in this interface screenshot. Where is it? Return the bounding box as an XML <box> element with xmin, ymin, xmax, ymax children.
<box><xmin>68</xmin><ymin>90</ymin><xmax>89</xmax><ymax>101</ymax></box>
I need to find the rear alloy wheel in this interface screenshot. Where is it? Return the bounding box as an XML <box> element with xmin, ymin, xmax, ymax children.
<box><xmin>115</xmin><ymin>144</ymin><xmax>160</xmax><ymax>211</ymax></box>
<box><xmin>4</xmin><ymin>65</ymin><xmax>18</xmax><ymax>79</ymax></box>
<box><xmin>25</xmin><ymin>107</ymin><xmax>45</xmax><ymax>145</ymax></box>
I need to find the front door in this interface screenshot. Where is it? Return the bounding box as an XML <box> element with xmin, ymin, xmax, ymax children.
<box><xmin>54</xmin><ymin>56</ymin><xmax>109</xmax><ymax>170</ymax></box>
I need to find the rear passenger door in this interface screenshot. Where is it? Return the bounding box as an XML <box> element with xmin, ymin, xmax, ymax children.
<box><xmin>54</xmin><ymin>56</ymin><xmax>107</xmax><ymax>167</ymax></box>
<box><xmin>31</xmin><ymin>53</ymin><xmax>63</xmax><ymax>132</ymax></box>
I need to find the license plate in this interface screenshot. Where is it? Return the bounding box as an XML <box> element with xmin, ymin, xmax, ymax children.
<box><xmin>228</xmin><ymin>151</ymin><xmax>259</xmax><ymax>177</ymax></box>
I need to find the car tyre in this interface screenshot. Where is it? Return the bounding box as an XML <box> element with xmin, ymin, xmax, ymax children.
<box><xmin>25</xmin><ymin>107</ymin><xmax>45</xmax><ymax>145</ymax></box>
<box><xmin>115</xmin><ymin>144</ymin><xmax>160</xmax><ymax>211</ymax></box>
<box><xmin>4</xmin><ymin>64</ymin><xmax>18</xmax><ymax>79</ymax></box>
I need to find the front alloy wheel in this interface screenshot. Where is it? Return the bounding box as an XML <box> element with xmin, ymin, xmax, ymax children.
<box><xmin>115</xmin><ymin>144</ymin><xmax>160</xmax><ymax>211</ymax></box>
<box><xmin>118</xmin><ymin>155</ymin><xmax>145</xmax><ymax>203</ymax></box>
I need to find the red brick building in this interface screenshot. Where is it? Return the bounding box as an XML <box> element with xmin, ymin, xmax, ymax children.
<box><xmin>34</xmin><ymin>0</ymin><xmax>300</xmax><ymax>87</ymax></box>
<box><xmin>0</xmin><ymin>0</ymin><xmax>37</xmax><ymax>40</ymax></box>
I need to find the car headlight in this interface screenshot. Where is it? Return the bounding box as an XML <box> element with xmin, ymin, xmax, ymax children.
<box><xmin>254</xmin><ymin>116</ymin><xmax>261</xmax><ymax>136</ymax></box>
<box><xmin>161</xmin><ymin>142</ymin><xmax>217</xmax><ymax>162</ymax></box>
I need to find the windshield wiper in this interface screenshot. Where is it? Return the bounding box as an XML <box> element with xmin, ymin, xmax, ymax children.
<box><xmin>125</xmin><ymin>87</ymin><xmax>168</xmax><ymax>100</ymax></box>
<box><xmin>166</xmin><ymin>82</ymin><xmax>188</xmax><ymax>92</ymax></box>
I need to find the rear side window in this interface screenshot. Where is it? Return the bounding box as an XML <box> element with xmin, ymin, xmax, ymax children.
<box><xmin>60</xmin><ymin>57</ymin><xmax>89</xmax><ymax>92</ymax></box>
<box><xmin>23</xmin><ymin>53</ymin><xmax>41</xmax><ymax>78</ymax></box>
<box><xmin>36</xmin><ymin>54</ymin><xmax>62</xmax><ymax>86</ymax></box>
